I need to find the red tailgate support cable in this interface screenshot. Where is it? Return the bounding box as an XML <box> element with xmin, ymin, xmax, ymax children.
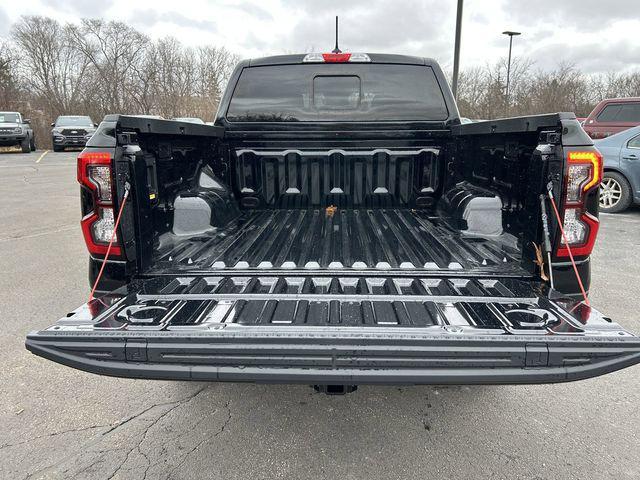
<box><xmin>88</xmin><ymin>183</ymin><xmax>130</xmax><ymax>301</ymax></box>
<box><xmin>546</xmin><ymin>188</ymin><xmax>590</xmax><ymax>307</ymax></box>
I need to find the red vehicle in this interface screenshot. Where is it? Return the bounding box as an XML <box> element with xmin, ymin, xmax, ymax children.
<box><xmin>583</xmin><ymin>97</ymin><xmax>640</xmax><ymax>139</ymax></box>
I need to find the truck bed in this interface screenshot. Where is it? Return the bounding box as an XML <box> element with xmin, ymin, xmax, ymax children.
<box><xmin>151</xmin><ymin>208</ymin><xmax>524</xmax><ymax>274</ymax></box>
<box><xmin>28</xmin><ymin>105</ymin><xmax>640</xmax><ymax>387</ymax></box>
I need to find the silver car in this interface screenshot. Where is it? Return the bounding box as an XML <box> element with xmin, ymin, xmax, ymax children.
<box><xmin>595</xmin><ymin>125</ymin><xmax>640</xmax><ymax>213</ymax></box>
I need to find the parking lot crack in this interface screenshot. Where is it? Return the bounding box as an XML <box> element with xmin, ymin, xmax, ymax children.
<box><xmin>217</xmin><ymin>399</ymin><xmax>232</xmax><ymax>436</ymax></box>
<box><xmin>102</xmin><ymin>386</ymin><xmax>209</xmax><ymax>437</ymax></box>
<box><xmin>0</xmin><ymin>424</ymin><xmax>110</xmax><ymax>451</ymax></box>
<box><xmin>0</xmin><ymin>224</ymin><xmax>76</xmax><ymax>242</ymax></box>
<box><xmin>17</xmin><ymin>387</ymin><xmax>210</xmax><ymax>480</ymax></box>
<box><xmin>106</xmin><ymin>386</ymin><xmax>210</xmax><ymax>480</ymax></box>
<box><xmin>165</xmin><ymin>399</ymin><xmax>232</xmax><ymax>480</ymax></box>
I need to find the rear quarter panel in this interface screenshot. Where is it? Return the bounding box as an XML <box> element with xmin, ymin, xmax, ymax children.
<box><xmin>597</xmin><ymin>144</ymin><xmax>621</xmax><ymax>170</ymax></box>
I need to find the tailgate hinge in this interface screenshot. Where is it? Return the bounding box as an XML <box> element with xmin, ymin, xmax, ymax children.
<box><xmin>117</xmin><ymin>132</ymin><xmax>138</xmax><ymax>145</ymax></box>
<box><xmin>125</xmin><ymin>339</ymin><xmax>148</xmax><ymax>362</ymax></box>
<box><xmin>539</xmin><ymin>130</ymin><xmax>561</xmax><ymax>145</ymax></box>
<box><xmin>525</xmin><ymin>343</ymin><xmax>549</xmax><ymax>367</ymax></box>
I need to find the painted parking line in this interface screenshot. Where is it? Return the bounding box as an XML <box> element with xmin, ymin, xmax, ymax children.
<box><xmin>35</xmin><ymin>150</ymin><xmax>50</xmax><ymax>163</ymax></box>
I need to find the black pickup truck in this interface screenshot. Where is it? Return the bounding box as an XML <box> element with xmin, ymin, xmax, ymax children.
<box><xmin>26</xmin><ymin>53</ymin><xmax>640</xmax><ymax>392</ymax></box>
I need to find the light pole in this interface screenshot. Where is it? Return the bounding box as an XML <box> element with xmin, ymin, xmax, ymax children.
<box><xmin>451</xmin><ymin>0</ymin><xmax>464</xmax><ymax>99</ymax></box>
<box><xmin>502</xmin><ymin>30</ymin><xmax>521</xmax><ymax>114</ymax></box>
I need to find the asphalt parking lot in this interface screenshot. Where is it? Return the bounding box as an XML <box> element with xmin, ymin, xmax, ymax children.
<box><xmin>1</xmin><ymin>149</ymin><xmax>639</xmax><ymax>480</ymax></box>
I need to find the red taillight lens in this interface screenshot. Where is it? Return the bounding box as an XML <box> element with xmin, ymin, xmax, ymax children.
<box><xmin>302</xmin><ymin>53</ymin><xmax>371</xmax><ymax>63</ymax></box>
<box><xmin>556</xmin><ymin>209</ymin><xmax>599</xmax><ymax>257</ymax></box>
<box><xmin>321</xmin><ymin>53</ymin><xmax>351</xmax><ymax>62</ymax></box>
<box><xmin>556</xmin><ymin>150</ymin><xmax>602</xmax><ymax>258</ymax></box>
<box><xmin>81</xmin><ymin>208</ymin><xmax>121</xmax><ymax>256</ymax></box>
<box><xmin>77</xmin><ymin>151</ymin><xmax>121</xmax><ymax>256</ymax></box>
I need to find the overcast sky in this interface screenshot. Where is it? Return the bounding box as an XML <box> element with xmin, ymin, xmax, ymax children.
<box><xmin>1</xmin><ymin>0</ymin><xmax>638</xmax><ymax>74</ymax></box>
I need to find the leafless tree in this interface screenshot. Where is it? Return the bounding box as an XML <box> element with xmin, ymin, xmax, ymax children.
<box><xmin>11</xmin><ymin>16</ymin><xmax>91</xmax><ymax>114</ymax></box>
<box><xmin>152</xmin><ymin>37</ymin><xmax>196</xmax><ymax>118</ymax></box>
<box><xmin>126</xmin><ymin>43</ymin><xmax>159</xmax><ymax>115</ymax></box>
<box><xmin>454</xmin><ymin>57</ymin><xmax>640</xmax><ymax>119</ymax></box>
<box><xmin>2</xmin><ymin>15</ymin><xmax>242</xmax><ymax>146</ymax></box>
<box><xmin>0</xmin><ymin>40</ymin><xmax>20</xmax><ymax>110</ymax></box>
<box><xmin>518</xmin><ymin>62</ymin><xmax>592</xmax><ymax>115</ymax></box>
<box><xmin>68</xmin><ymin>19</ymin><xmax>148</xmax><ymax>113</ymax></box>
<box><xmin>591</xmin><ymin>71</ymin><xmax>640</xmax><ymax>99</ymax></box>
<box><xmin>195</xmin><ymin>46</ymin><xmax>240</xmax><ymax>105</ymax></box>
<box><xmin>455</xmin><ymin>57</ymin><xmax>534</xmax><ymax>119</ymax></box>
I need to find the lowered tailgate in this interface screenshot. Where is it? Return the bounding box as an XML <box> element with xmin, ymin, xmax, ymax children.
<box><xmin>26</xmin><ymin>274</ymin><xmax>640</xmax><ymax>384</ymax></box>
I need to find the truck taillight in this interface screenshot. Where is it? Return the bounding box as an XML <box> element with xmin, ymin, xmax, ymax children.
<box><xmin>87</xmin><ymin>165</ymin><xmax>112</xmax><ymax>202</ymax></box>
<box><xmin>77</xmin><ymin>151</ymin><xmax>121</xmax><ymax>256</ymax></box>
<box><xmin>565</xmin><ymin>151</ymin><xmax>602</xmax><ymax>204</ymax></box>
<box><xmin>557</xmin><ymin>150</ymin><xmax>602</xmax><ymax>258</ymax></box>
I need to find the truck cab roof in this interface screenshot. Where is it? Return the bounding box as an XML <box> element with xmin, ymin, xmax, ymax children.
<box><xmin>248</xmin><ymin>53</ymin><xmax>437</xmax><ymax>67</ymax></box>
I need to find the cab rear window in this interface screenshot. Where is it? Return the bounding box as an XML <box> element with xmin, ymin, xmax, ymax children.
<box><xmin>226</xmin><ymin>64</ymin><xmax>449</xmax><ymax>122</ymax></box>
<box><xmin>596</xmin><ymin>103</ymin><xmax>640</xmax><ymax>123</ymax></box>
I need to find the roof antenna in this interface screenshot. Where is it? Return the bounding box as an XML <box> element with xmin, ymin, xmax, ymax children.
<box><xmin>332</xmin><ymin>16</ymin><xmax>341</xmax><ymax>53</ymax></box>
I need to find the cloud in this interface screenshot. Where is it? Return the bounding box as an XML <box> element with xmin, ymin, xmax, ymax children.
<box><xmin>506</xmin><ymin>0</ymin><xmax>633</xmax><ymax>29</ymax></box>
<box><xmin>130</xmin><ymin>10</ymin><xmax>217</xmax><ymax>34</ymax></box>
<box><xmin>268</xmin><ymin>0</ymin><xmax>454</xmax><ymax>60</ymax></box>
<box><xmin>228</xmin><ymin>2</ymin><xmax>273</xmax><ymax>21</ymax></box>
<box><xmin>0</xmin><ymin>7</ymin><xmax>9</xmax><ymax>36</ymax></box>
<box><xmin>1</xmin><ymin>0</ymin><xmax>639</xmax><ymax>75</ymax></box>
<box><xmin>486</xmin><ymin>0</ymin><xmax>640</xmax><ymax>74</ymax></box>
<box><xmin>40</xmin><ymin>0</ymin><xmax>115</xmax><ymax>17</ymax></box>
<box><xmin>528</xmin><ymin>40</ymin><xmax>640</xmax><ymax>73</ymax></box>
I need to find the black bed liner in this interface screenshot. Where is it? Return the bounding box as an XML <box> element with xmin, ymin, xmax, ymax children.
<box><xmin>26</xmin><ymin>273</ymin><xmax>640</xmax><ymax>384</ymax></box>
<box><xmin>52</xmin><ymin>275</ymin><xmax>558</xmax><ymax>329</ymax></box>
<box><xmin>152</xmin><ymin>208</ymin><xmax>523</xmax><ymax>274</ymax></box>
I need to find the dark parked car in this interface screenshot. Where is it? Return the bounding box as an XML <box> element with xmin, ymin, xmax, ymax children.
<box><xmin>26</xmin><ymin>53</ymin><xmax>640</xmax><ymax>392</ymax></box>
<box><xmin>0</xmin><ymin>111</ymin><xmax>36</xmax><ymax>152</ymax></box>
<box><xmin>583</xmin><ymin>97</ymin><xmax>640</xmax><ymax>139</ymax></box>
<box><xmin>51</xmin><ymin>115</ymin><xmax>97</xmax><ymax>151</ymax></box>
<box><xmin>595</xmin><ymin>124</ymin><xmax>640</xmax><ymax>213</ymax></box>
